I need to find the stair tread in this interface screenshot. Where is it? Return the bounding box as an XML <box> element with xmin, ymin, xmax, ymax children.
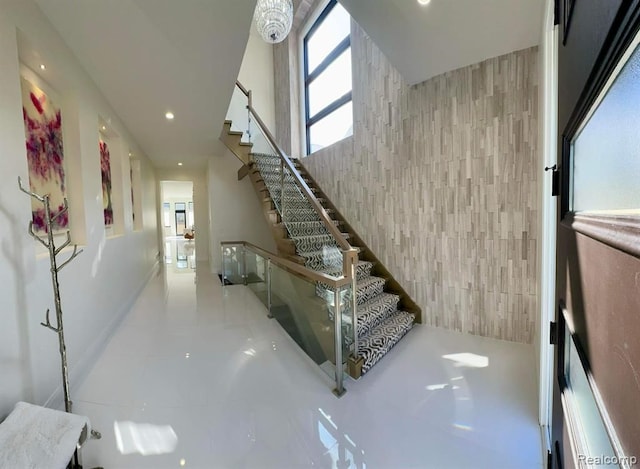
<box><xmin>356</xmin><ymin>292</ymin><xmax>401</xmax><ymax>338</ymax></box>
<box><xmin>283</xmin><ymin>220</ymin><xmax>338</xmax><ymax>226</ymax></box>
<box><xmin>321</xmin><ymin>260</ymin><xmax>373</xmax><ymax>277</ymax></box>
<box><xmin>291</xmin><ymin>233</ymin><xmax>349</xmax><ymax>241</ymax></box>
<box><xmin>358</xmin><ymin>311</ymin><xmax>415</xmax><ymax>374</ymax></box>
<box><xmin>357</xmin><ymin>276</ymin><xmax>386</xmax><ymax>288</ymax></box>
<box><xmin>358</xmin><ymin>291</ymin><xmax>400</xmax><ymax>314</ymax></box>
<box><xmin>297</xmin><ymin>247</ymin><xmax>342</xmax><ymax>258</ymax></box>
<box><xmin>286</xmin><ymin>207</ymin><xmax>334</xmax><ymax>213</ymax></box>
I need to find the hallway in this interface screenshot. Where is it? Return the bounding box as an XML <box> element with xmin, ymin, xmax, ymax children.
<box><xmin>73</xmin><ymin>246</ymin><xmax>542</xmax><ymax>468</ymax></box>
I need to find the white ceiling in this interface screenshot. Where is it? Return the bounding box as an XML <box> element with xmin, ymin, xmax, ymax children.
<box><xmin>35</xmin><ymin>0</ymin><xmax>257</xmax><ymax>169</ymax></box>
<box><xmin>339</xmin><ymin>0</ymin><xmax>544</xmax><ymax>85</ymax></box>
<box><xmin>32</xmin><ymin>0</ymin><xmax>543</xmax><ymax>171</ymax></box>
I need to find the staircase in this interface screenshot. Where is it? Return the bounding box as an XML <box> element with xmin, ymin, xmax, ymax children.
<box><xmin>221</xmin><ymin>112</ymin><xmax>421</xmax><ymax>377</ymax></box>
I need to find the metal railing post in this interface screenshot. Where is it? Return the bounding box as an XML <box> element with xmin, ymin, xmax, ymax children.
<box><xmin>221</xmin><ymin>245</ymin><xmax>226</xmax><ymax>286</ymax></box>
<box><xmin>280</xmin><ymin>159</ymin><xmax>285</xmax><ymax>219</ymax></box>
<box><xmin>351</xmin><ymin>254</ymin><xmax>359</xmax><ymax>359</ymax></box>
<box><xmin>247</xmin><ymin>90</ymin><xmax>253</xmax><ymax>143</ymax></box>
<box><xmin>333</xmin><ymin>287</ymin><xmax>346</xmax><ymax>397</ymax></box>
<box><xmin>242</xmin><ymin>246</ymin><xmax>247</xmax><ymax>285</ymax></box>
<box><xmin>267</xmin><ymin>258</ymin><xmax>273</xmax><ymax>318</ymax></box>
<box><xmin>342</xmin><ymin>249</ymin><xmax>359</xmax><ymax>360</ymax></box>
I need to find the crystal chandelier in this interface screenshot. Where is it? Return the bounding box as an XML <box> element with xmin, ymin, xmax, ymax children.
<box><xmin>253</xmin><ymin>0</ymin><xmax>294</xmax><ymax>44</ymax></box>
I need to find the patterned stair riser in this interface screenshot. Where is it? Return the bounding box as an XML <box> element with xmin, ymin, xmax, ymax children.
<box><xmin>285</xmin><ymin>221</ymin><xmax>338</xmax><ymax>237</ymax></box>
<box><xmin>270</xmin><ymin>187</ymin><xmax>319</xmax><ymax>198</ymax></box>
<box><xmin>283</xmin><ymin>209</ymin><xmax>334</xmax><ymax>223</ymax></box>
<box><xmin>356</xmin><ymin>293</ymin><xmax>401</xmax><ymax>338</ymax></box>
<box><xmin>253</xmin><ymin>154</ymin><xmax>301</xmax><ymax>166</ymax></box>
<box><xmin>292</xmin><ymin>235</ymin><xmax>340</xmax><ymax>253</ymax></box>
<box><xmin>259</xmin><ymin>177</ymin><xmax>299</xmax><ymax>196</ymax></box>
<box><xmin>322</xmin><ymin>261</ymin><xmax>374</xmax><ymax>282</ymax></box>
<box><xmin>359</xmin><ymin>312</ymin><xmax>415</xmax><ymax>374</ymax></box>
<box><xmin>277</xmin><ymin>198</ymin><xmax>319</xmax><ymax>212</ymax></box>
<box><xmin>299</xmin><ymin>248</ymin><xmax>344</xmax><ymax>271</ymax></box>
<box><xmin>317</xmin><ymin>276</ymin><xmax>386</xmax><ymax>307</ymax></box>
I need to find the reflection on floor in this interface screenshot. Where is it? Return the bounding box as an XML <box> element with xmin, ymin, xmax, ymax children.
<box><xmin>164</xmin><ymin>237</ymin><xmax>196</xmax><ymax>271</ymax></box>
<box><xmin>73</xmin><ymin>259</ymin><xmax>543</xmax><ymax>468</ymax></box>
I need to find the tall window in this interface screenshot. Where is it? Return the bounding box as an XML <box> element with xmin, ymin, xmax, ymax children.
<box><xmin>303</xmin><ymin>0</ymin><xmax>352</xmax><ymax>155</ymax></box>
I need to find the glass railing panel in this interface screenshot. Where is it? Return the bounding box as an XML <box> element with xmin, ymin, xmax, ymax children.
<box><xmin>270</xmin><ymin>262</ymin><xmax>339</xmax><ymax>379</ymax></box>
<box><xmin>226</xmin><ymin>86</ymin><xmax>250</xmax><ymax>142</ymax></box>
<box><xmin>245</xmin><ymin>249</ymin><xmax>269</xmax><ymax>309</ymax></box>
<box><xmin>248</xmin><ymin>121</ymin><xmax>275</xmax><ymax>156</ymax></box>
<box><xmin>221</xmin><ymin>244</ymin><xmax>244</xmax><ymax>285</ymax></box>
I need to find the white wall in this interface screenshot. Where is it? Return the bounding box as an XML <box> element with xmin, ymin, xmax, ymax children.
<box><xmin>206</xmin><ymin>26</ymin><xmax>278</xmax><ymax>272</ymax></box>
<box><xmin>208</xmin><ymin>154</ymin><xmax>277</xmax><ymax>273</ymax></box>
<box><xmin>156</xmin><ymin>169</ymin><xmax>209</xmax><ymax>263</ymax></box>
<box><xmin>0</xmin><ymin>0</ymin><xmax>158</xmax><ymax>417</ymax></box>
<box><xmin>238</xmin><ymin>30</ymin><xmax>276</xmax><ymax>133</ymax></box>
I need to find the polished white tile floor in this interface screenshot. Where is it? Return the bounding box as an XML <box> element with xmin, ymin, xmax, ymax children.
<box><xmin>73</xmin><ymin>241</ymin><xmax>542</xmax><ymax>469</ymax></box>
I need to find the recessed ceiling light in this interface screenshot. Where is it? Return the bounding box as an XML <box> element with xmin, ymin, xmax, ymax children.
<box><xmin>165</xmin><ymin>111</ymin><xmax>175</xmax><ymax>120</ymax></box>
<box><xmin>101</xmin><ymin>125</ymin><xmax>106</xmax><ymax>131</ymax></box>
<box><xmin>178</xmin><ymin>162</ymin><xmax>183</xmax><ymax>166</ymax></box>
<box><xmin>417</xmin><ymin>0</ymin><xmax>431</xmax><ymax>5</ymax></box>
<box><xmin>128</xmin><ymin>152</ymin><xmax>132</xmax><ymax>156</ymax></box>
<box><xmin>39</xmin><ymin>64</ymin><xmax>46</xmax><ymax>71</ymax></box>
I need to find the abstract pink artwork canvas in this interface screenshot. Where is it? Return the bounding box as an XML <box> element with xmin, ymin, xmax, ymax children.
<box><xmin>99</xmin><ymin>140</ymin><xmax>113</xmax><ymax>226</ymax></box>
<box><xmin>20</xmin><ymin>77</ymin><xmax>68</xmax><ymax>232</ymax></box>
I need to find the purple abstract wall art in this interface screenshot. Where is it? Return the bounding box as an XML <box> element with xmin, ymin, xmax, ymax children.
<box><xmin>20</xmin><ymin>77</ymin><xmax>68</xmax><ymax>232</ymax></box>
<box><xmin>99</xmin><ymin>139</ymin><xmax>113</xmax><ymax>226</ymax></box>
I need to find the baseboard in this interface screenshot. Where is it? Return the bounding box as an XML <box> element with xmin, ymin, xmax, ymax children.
<box><xmin>43</xmin><ymin>260</ymin><xmax>160</xmax><ymax>410</ymax></box>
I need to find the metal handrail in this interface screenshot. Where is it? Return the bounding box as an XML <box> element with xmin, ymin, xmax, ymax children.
<box><xmin>235</xmin><ymin>80</ymin><xmax>250</xmax><ymax>97</ymax></box>
<box><xmin>234</xmin><ymin>80</ymin><xmax>353</xmax><ymax>253</ymax></box>
<box><xmin>221</xmin><ymin>240</ymin><xmax>354</xmax><ymax>287</ymax></box>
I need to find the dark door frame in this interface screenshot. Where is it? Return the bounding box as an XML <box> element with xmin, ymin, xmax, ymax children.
<box><xmin>552</xmin><ymin>1</ymin><xmax>640</xmax><ymax>467</ymax></box>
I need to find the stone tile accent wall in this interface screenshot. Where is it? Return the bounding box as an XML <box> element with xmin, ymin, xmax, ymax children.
<box><xmin>302</xmin><ymin>24</ymin><xmax>539</xmax><ymax>344</ymax></box>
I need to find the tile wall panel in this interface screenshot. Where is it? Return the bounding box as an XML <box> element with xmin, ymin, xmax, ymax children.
<box><xmin>280</xmin><ymin>22</ymin><xmax>540</xmax><ymax>343</ymax></box>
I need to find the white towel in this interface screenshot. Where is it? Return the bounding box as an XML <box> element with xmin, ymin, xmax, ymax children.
<box><xmin>0</xmin><ymin>401</ymin><xmax>89</xmax><ymax>469</ymax></box>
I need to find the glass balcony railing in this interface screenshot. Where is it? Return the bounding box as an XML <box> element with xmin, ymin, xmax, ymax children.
<box><xmin>225</xmin><ymin>82</ymin><xmax>278</xmax><ymax>155</ymax></box>
<box><xmin>221</xmin><ymin>241</ymin><xmax>355</xmax><ymax>396</ymax></box>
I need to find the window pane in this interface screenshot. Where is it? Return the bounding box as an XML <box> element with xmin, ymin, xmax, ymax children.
<box><xmin>563</xmin><ymin>323</ymin><xmax>616</xmax><ymax>460</ymax></box>
<box><xmin>308</xmin><ymin>48</ymin><xmax>352</xmax><ymax>118</ymax></box>
<box><xmin>572</xmin><ymin>42</ymin><xmax>640</xmax><ymax>213</ymax></box>
<box><xmin>175</xmin><ymin>202</ymin><xmax>186</xmax><ymax>211</ymax></box>
<box><xmin>163</xmin><ymin>202</ymin><xmax>171</xmax><ymax>227</ymax></box>
<box><xmin>306</xmin><ymin>3</ymin><xmax>350</xmax><ymax>74</ymax></box>
<box><xmin>309</xmin><ymin>101</ymin><xmax>353</xmax><ymax>153</ymax></box>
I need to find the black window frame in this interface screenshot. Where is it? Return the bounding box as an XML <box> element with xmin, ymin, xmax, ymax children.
<box><xmin>303</xmin><ymin>0</ymin><xmax>352</xmax><ymax>155</ymax></box>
